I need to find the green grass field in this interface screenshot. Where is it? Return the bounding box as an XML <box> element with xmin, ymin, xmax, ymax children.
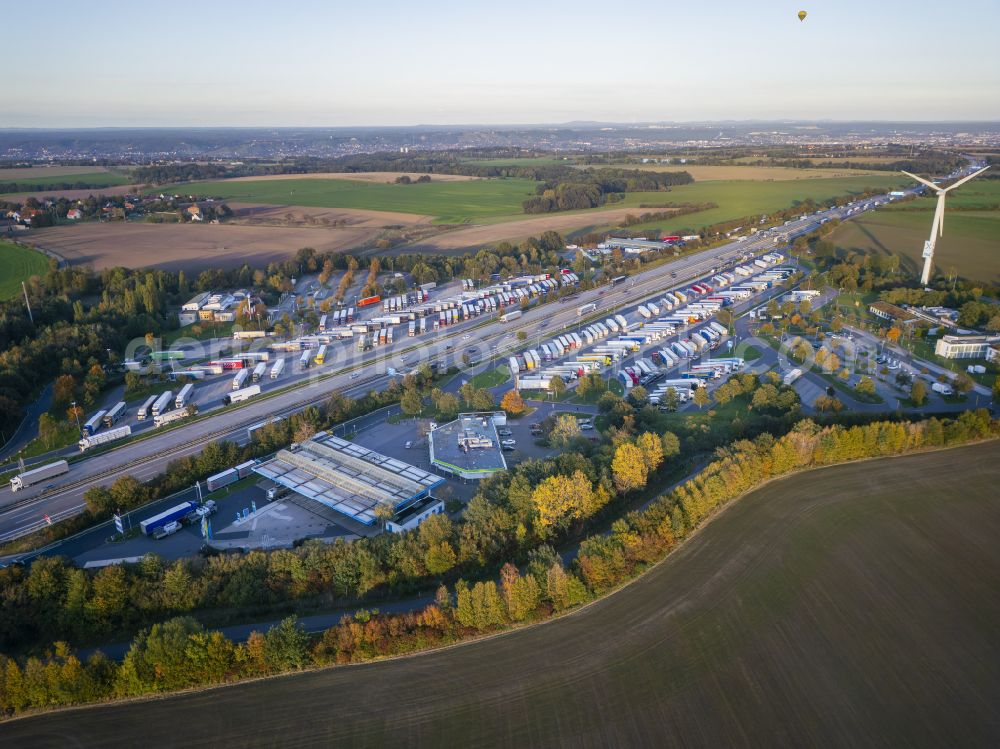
<box><xmin>469</xmin><ymin>365</ymin><xmax>510</xmax><ymax>389</ymax></box>
<box><xmin>592</xmin><ymin>175</ymin><xmax>906</xmax><ymax>236</ymax></box>
<box><xmin>153</xmin><ymin>177</ymin><xmax>539</xmax><ymax>224</ymax></box>
<box><xmin>830</xmin><ymin>183</ymin><xmax>1000</xmax><ymax>283</ymax></box>
<box><xmin>0</xmin><ymin>240</ymin><xmax>50</xmax><ymax>299</ymax></box>
<box><xmin>0</xmin><ymin>171</ymin><xmax>130</xmax><ymax>193</ymax></box>
<box><xmin>14</xmin><ymin>442</ymin><xmax>999</xmax><ymax>746</ymax></box>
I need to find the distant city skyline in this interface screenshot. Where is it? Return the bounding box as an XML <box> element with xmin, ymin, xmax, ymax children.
<box><xmin>6</xmin><ymin>0</ymin><xmax>999</xmax><ymax>127</ymax></box>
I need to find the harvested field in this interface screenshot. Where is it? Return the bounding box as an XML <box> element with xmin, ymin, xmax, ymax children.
<box><xmin>0</xmin><ymin>184</ymin><xmax>140</xmax><ymax>202</ymax></box>
<box><xmin>227</xmin><ymin>201</ymin><xmax>433</xmax><ymax>227</ymax></box>
<box><xmin>0</xmin><ymin>165</ymin><xmax>114</xmax><ymax>179</ymax></box>
<box><xmin>5</xmin><ymin>442</ymin><xmax>998</xmax><ymax>747</ymax></box>
<box><xmin>402</xmin><ymin>206</ymin><xmax>678</xmax><ymax>252</ymax></box>
<box><xmin>26</xmin><ymin>222</ymin><xmax>379</xmax><ymax>272</ymax></box>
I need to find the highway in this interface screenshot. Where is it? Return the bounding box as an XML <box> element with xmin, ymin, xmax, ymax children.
<box><xmin>0</xmin><ymin>185</ymin><xmax>912</xmax><ymax>542</ymax></box>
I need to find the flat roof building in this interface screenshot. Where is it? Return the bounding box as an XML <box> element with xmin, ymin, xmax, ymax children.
<box><xmin>252</xmin><ymin>432</ymin><xmax>444</xmax><ymax>527</ymax></box>
<box><xmin>869</xmin><ymin>301</ymin><xmax>917</xmax><ymax>326</ymax></box>
<box><xmin>182</xmin><ymin>291</ymin><xmax>211</xmax><ymax>312</ymax></box>
<box><xmin>429</xmin><ymin>413</ymin><xmax>508</xmax><ymax>481</ymax></box>
<box><xmin>934</xmin><ymin>334</ymin><xmax>1000</xmax><ymax>360</ymax></box>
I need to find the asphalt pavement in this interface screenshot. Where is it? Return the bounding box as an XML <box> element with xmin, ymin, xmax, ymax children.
<box><xmin>0</xmin><ymin>185</ymin><xmax>916</xmax><ymax>542</ymax></box>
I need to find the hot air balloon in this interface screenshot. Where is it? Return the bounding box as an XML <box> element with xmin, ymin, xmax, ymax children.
<box><xmin>798</xmin><ymin>10</ymin><xmax>807</xmax><ymax>21</ymax></box>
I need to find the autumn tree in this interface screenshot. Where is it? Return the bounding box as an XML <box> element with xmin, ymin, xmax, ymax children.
<box><xmin>400</xmin><ymin>388</ymin><xmax>423</xmax><ymax>417</ymax></box>
<box><xmin>531</xmin><ymin>470</ymin><xmax>600</xmax><ymax>535</ymax></box>
<box><xmin>545</xmin><ymin>562</ymin><xmax>589</xmax><ymax>611</ymax></box>
<box><xmin>855</xmin><ymin>376</ymin><xmax>876</xmax><ymax>397</ymax></box>
<box><xmin>500</xmin><ymin>563</ymin><xmax>542</xmax><ymax>622</ymax></box>
<box><xmin>53</xmin><ymin>374</ymin><xmax>77</xmax><ymax>412</ymax></box>
<box><xmin>500</xmin><ymin>389</ymin><xmax>526</xmax><ymax>416</ymax></box>
<box><xmin>660</xmin><ymin>431</ymin><xmax>681</xmax><ymax>459</ymax></box>
<box><xmin>612</xmin><ymin>442</ymin><xmax>648</xmax><ymax>493</ymax></box>
<box><xmin>548</xmin><ymin>376</ymin><xmax>566</xmax><ymax>397</ymax></box>
<box><xmin>425</xmin><ymin>541</ymin><xmax>457</xmax><ymax>575</ymax></box>
<box><xmin>37</xmin><ymin>412</ymin><xmax>62</xmax><ymax>449</ymax></box>
<box><xmin>636</xmin><ymin>432</ymin><xmax>664</xmax><ymax>473</ymax></box>
<box><xmin>910</xmin><ymin>379</ymin><xmax>927</xmax><ymax>406</ymax></box>
<box><xmin>693</xmin><ymin>386</ymin><xmax>709</xmax><ymax>410</ymax></box>
<box><xmin>548</xmin><ymin>413</ymin><xmax>581</xmax><ymax>448</ymax></box>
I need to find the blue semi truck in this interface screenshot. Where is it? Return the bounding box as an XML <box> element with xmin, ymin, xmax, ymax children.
<box><xmin>140</xmin><ymin>501</ymin><xmax>198</xmax><ymax>536</ymax></box>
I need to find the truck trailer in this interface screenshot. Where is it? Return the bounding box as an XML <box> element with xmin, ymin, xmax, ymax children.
<box><xmin>206</xmin><ymin>468</ymin><xmax>239</xmax><ymax>492</ymax></box>
<box><xmin>79</xmin><ymin>425</ymin><xmax>132</xmax><ymax>451</ymax></box>
<box><xmin>223</xmin><ymin>385</ymin><xmax>261</xmax><ymax>405</ymax></box>
<box><xmin>151</xmin><ymin>391</ymin><xmax>174</xmax><ymax>418</ymax></box>
<box><xmin>82</xmin><ymin>410</ymin><xmax>106</xmax><ymax>437</ymax></box>
<box><xmin>10</xmin><ymin>460</ymin><xmax>70</xmax><ymax>492</ymax></box>
<box><xmin>174</xmin><ymin>383</ymin><xmax>195</xmax><ymax>410</ymax></box>
<box><xmin>154</xmin><ymin>409</ymin><xmax>193</xmax><ymax>428</ymax></box>
<box><xmin>140</xmin><ymin>501</ymin><xmax>198</xmax><ymax>536</ymax></box>
<box><xmin>136</xmin><ymin>395</ymin><xmax>157</xmax><ymax>421</ymax></box>
<box><xmin>103</xmin><ymin>401</ymin><xmax>127</xmax><ymax>428</ymax></box>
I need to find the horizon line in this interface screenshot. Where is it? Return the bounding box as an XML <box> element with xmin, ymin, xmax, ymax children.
<box><xmin>3</xmin><ymin>118</ymin><xmax>1000</xmax><ymax>132</ymax></box>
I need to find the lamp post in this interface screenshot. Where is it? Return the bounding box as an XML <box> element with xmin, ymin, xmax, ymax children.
<box><xmin>70</xmin><ymin>401</ymin><xmax>82</xmax><ymax>434</ymax></box>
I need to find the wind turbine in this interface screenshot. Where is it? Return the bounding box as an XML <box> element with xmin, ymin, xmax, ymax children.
<box><xmin>901</xmin><ymin>166</ymin><xmax>990</xmax><ymax>285</ymax></box>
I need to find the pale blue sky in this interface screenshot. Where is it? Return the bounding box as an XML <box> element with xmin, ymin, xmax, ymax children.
<box><xmin>4</xmin><ymin>0</ymin><xmax>998</xmax><ymax>126</ymax></box>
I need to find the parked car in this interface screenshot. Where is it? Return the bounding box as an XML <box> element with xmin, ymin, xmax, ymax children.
<box><xmin>405</xmin><ymin>441</ymin><xmax>413</xmax><ymax>449</ymax></box>
<box><xmin>501</xmin><ymin>439</ymin><xmax>516</xmax><ymax>449</ymax></box>
<box><xmin>497</xmin><ymin>428</ymin><xmax>512</xmax><ymax>437</ymax></box>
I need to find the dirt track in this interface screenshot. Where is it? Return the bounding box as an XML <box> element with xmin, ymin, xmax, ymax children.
<box><xmin>5</xmin><ymin>442</ymin><xmax>998</xmax><ymax>748</ymax></box>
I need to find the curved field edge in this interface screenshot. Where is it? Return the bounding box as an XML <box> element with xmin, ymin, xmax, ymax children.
<box><xmin>3</xmin><ymin>438</ymin><xmax>999</xmax><ymax>747</ymax></box>
<box><xmin>0</xmin><ymin>240</ymin><xmax>50</xmax><ymax>300</ymax></box>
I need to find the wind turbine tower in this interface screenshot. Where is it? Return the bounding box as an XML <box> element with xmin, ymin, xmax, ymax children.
<box><xmin>901</xmin><ymin>166</ymin><xmax>989</xmax><ymax>285</ymax></box>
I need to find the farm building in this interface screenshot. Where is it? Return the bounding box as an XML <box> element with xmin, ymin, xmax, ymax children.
<box><xmin>252</xmin><ymin>432</ymin><xmax>444</xmax><ymax>530</ymax></box>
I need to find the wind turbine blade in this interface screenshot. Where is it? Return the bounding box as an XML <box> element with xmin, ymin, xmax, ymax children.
<box><xmin>938</xmin><ymin>194</ymin><xmax>945</xmax><ymax>237</ymax></box>
<box><xmin>942</xmin><ymin>166</ymin><xmax>991</xmax><ymax>192</ymax></box>
<box><xmin>901</xmin><ymin>170</ymin><xmax>940</xmax><ymax>191</ymax></box>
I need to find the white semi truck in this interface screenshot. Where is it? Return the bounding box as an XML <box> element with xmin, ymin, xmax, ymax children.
<box><xmin>10</xmin><ymin>460</ymin><xmax>70</xmax><ymax>492</ymax></box>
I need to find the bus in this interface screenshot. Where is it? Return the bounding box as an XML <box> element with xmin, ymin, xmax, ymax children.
<box><xmin>314</xmin><ymin>344</ymin><xmax>328</xmax><ymax>365</ymax></box>
<box><xmin>102</xmin><ymin>401</ymin><xmax>127</xmax><ymax>428</ymax></box>
<box><xmin>610</xmin><ymin>275</ymin><xmax>627</xmax><ymax>286</ymax></box>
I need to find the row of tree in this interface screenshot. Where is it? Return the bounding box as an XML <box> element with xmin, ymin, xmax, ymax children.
<box><xmin>1</xmin><ymin>411</ymin><xmax>994</xmax><ymax>717</ymax></box>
